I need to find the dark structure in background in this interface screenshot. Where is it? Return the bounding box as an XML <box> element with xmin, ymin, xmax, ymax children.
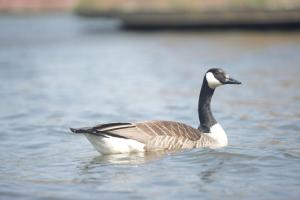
<box><xmin>76</xmin><ymin>0</ymin><xmax>300</xmax><ymax>29</ymax></box>
<box><xmin>1</xmin><ymin>0</ymin><xmax>300</xmax><ymax>29</ymax></box>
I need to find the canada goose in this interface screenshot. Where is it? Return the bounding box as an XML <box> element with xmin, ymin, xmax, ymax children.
<box><xmin>70</xmin><ymin>68</ymin><xmax>241</xmax><ymax>154</ymax></box>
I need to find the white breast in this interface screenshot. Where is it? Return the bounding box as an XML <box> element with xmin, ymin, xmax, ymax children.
<box><xmin>84</xmin><ymin>134</ymin><xmax>145</xmax><ymax>155</ymax></box>
<box><xmin>207</xmin><ymin>123</ymin><xmax>228</xmax><ymax>147</ymax></box>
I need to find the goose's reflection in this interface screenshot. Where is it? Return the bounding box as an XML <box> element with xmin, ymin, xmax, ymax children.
<box><xmin>76</xmin><ymin>150</ymin><xmax>179</xmax><ymax>183</ymax></box>
<box><xmin>83</xmin><ymin>150</ymin><xmax>174</xmax><ymax>168</ymax></box>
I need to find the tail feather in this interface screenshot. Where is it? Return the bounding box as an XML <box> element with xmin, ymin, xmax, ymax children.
<box><xmin>70</xmin><ymin>122</ymin><xmax>132</xmax><ymax>135</ymax></box>
<box><xmin>70</xmin><ymin>127</ymin><xmax>94</xmax><ymax>134</ymax></box>
<box><xmin>70</xmin><ymin>126</ymin><xmax>128</xmax><ymax>139</ymax></box>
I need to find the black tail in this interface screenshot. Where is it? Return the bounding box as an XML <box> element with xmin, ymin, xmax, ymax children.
<box><xmin>70</xmin><ymin>127</ymin><xmax>93</xmax><ymax>134</ymax></box>
<box><xmin>70</xmin><ymin>123</ymin><xmax>132</xmax><ymax>134</ymax></box>
<box><xmin>70</xmin><ymin>126</ymin><xmax>127</xmax><ymax>139</ymax></box>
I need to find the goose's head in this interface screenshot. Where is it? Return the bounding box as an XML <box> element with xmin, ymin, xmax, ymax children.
<box><xmin>205</xmin><ymin>68</ymin><xmax>241</xmax><ymax>89</ymax></box>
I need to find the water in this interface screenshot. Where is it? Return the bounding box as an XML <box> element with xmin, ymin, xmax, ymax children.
<box><xmin>0</xmin><ymin>14</ymin><xmax>300</xmax><ymax>200</ymax></box>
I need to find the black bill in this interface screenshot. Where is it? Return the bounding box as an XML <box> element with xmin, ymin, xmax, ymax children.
<box><xmin>224</xmin><ymin>77</ymin><xmax>241</xmax><ymax>84</ymax></box>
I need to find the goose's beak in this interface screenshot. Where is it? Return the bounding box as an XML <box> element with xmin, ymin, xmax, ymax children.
<box><xmin>224</xmin><ymin>77</ymin><xmax>241</xmax><ymax>84</ymax></box>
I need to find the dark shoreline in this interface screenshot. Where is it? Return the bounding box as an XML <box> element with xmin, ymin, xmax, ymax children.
<box><xmin>77</xmin><ymin>9</ymin><xmax>300</xmax><ymax>30</ymax></box>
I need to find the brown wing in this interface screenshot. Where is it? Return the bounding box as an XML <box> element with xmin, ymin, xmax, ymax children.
<box><xmin>135</xmin><ymin>121</ymin><xmax>202</xmax><ymax>141</ymax></box>
<box><xmin>135</xmin><ymin>121</ymin><xmax>203</xmax><ymax>150</ymax></box>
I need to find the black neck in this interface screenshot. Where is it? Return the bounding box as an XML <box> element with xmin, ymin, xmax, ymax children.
<box><xmin>198</xmin><ymin>78</ymin><xmax>217</xmax><ymax>132</ymax></box>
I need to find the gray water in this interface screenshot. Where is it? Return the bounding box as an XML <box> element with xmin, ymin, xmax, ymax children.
<box><xmin>0</xmin><ymin>14</ymin><xmax>300</xmax><ymax>200</ymax></box>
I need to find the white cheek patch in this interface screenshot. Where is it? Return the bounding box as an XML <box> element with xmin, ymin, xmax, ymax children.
<box><xmin>206</xmin><ymin>72</ymin><xmax>222</xmax><ymax>89</ymax></box>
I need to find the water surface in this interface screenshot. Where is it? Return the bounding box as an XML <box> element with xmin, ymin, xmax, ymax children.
<box><xmin>0</xmin><ymin>14</ymin><xmax>300</xmax><ymax>200</ymax></box>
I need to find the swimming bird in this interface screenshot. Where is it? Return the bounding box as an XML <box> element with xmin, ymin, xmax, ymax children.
<box><xmin>70</xmin><ymin>68</ymin><xmax>241</xmax><ymax>154</ymax></box>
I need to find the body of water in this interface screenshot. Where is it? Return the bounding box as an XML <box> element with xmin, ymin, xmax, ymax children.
<box><xmin>0</xmin><ymin>14</ymin><xmax>300</xmax><ymax>200</ymax></box>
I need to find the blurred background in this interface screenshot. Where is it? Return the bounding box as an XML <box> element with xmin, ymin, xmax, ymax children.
<box><xmin>1</xmin><ymin>0</ymin><xmax>300</xmax><ymax>28</ymax></box>
<box><xmin>0</xmin><ymin>1</ymin><xmax>300</xmax><ymax>200</ymax></box>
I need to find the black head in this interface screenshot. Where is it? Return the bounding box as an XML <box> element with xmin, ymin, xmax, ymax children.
<box><xmin>205</xmin><ymin>68</ymin><xmax>241</xmax><ymax>89</ymax></box>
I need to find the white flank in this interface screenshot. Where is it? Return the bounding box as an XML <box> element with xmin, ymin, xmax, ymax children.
<box><xmin>207</xmin><ymin>123</ymin><xmax>228</xmax><ymax>147</ymax></box>
<box><xmin>206</xmin><ymin>72</ymin><xmax>222</xmax><ymax>89</ymax></box>
<box><xmin>84</xmin><ymin>134</ymin><xmax>145</xmax><ymax>155</ymax></box>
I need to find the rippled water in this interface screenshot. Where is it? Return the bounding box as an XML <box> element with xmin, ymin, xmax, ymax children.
<box><xmin>0</xmin><ymin>14</ymin><xmax>300</xmax><ymax>200</ymax></box>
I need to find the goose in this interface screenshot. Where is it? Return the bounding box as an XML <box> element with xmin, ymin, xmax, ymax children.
<box><xmin>70</xmin><ymin>68</ymin><xmax>241</xmax><ymax>154</ymax></box>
